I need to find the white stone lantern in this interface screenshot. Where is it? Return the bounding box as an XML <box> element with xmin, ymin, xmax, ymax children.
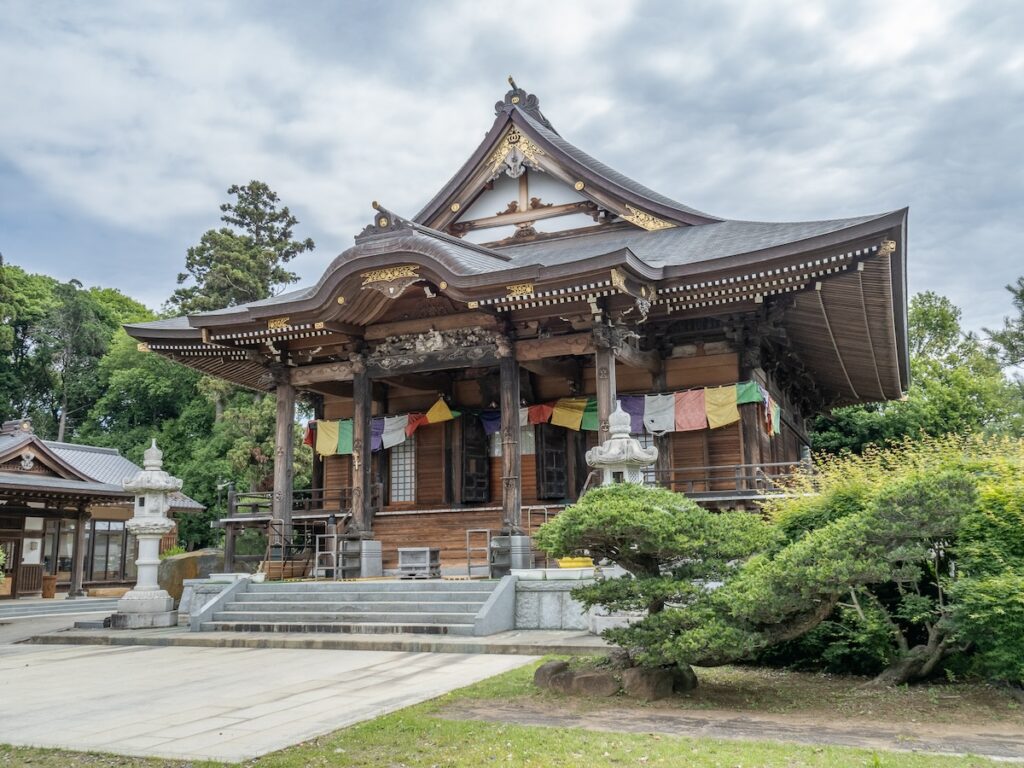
<box><xmin>585</xmin><ymin>402</ymin><xmax>659</xmax><ymax>486</ymax></box>
<box><xmin>112</xmin><ymin>440</ymin><xmax>181</xmax><ymax>629</ymax></box>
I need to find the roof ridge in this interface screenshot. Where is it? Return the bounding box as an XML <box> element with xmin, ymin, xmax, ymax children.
<box><xmin>44</xmin><ymin>441</ymin><xmax>121</xmax><ymax>456</ymax></box>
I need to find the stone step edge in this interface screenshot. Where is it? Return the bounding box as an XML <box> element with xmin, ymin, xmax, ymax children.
<box><xmin>200</xmin><ymin>621</ymin><xmax>477</xmax><ymax>635</ymax></box>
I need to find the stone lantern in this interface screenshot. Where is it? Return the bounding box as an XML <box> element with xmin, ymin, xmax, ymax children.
<box><xmin>585</xmin><ymin>402</ymin><xmax>659</xmax><ymax>486</ymax></box>
<box><xmin>111</xmin><ymin>440</ymin><xmax>181</xmax><ymax>629</ymax></box>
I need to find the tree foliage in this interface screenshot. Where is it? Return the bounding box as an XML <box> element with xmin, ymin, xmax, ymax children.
<box><xmin>168</xmin><ymin>181</ymin><xmax>314</xmax><ymax>314</ymax></box>
<box><xmin>986</xmin><ymin>276</ymin><xmax>1024</xmax><ymax>368</ymax></box>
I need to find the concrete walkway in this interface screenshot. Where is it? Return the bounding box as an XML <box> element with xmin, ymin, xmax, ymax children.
<box><xmin>0</xmin><ymin>643</ymin><xmax>534</xmax><ymax>762</ymax></box>
<box><xmin>29</xmin><ymin>624</ymin><xmax>609</xmax><ymax>656</ymax></box>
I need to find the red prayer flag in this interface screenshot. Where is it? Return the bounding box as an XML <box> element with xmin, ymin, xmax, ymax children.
<box><xmin>527</xmin><ymin>403</ymin><xmax>554</xmax><ymax>425</ymax></box>
<box><xmin>303</xmin><ymin>421</ymin><xmax>315</xmax><ymax>447</ymax></box>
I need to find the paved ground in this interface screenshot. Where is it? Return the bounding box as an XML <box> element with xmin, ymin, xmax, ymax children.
<box><xmin>0</xmin><ymin>643</ymin><xmax>534</xmax><ymax>762</ymax></box>
<box><xmin>443</xmin><ymin>700</ymin><xmax>1024</xmax><ymax>762</ymax></box>
<box><xmin>29</xmin><ymin>624</ymin><xmax>609</xmax><ymax>656</ymax></box>
<box><xmin>0</xmin><ymin>598</ymin><xmax>117</xmax><ymax>645</ymax></box>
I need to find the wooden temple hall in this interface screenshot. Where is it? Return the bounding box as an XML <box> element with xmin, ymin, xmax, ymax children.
<box><xmin>126</xmin><ymin>81</ymin><xmax>908</xmax><ymax>576</ymax></box>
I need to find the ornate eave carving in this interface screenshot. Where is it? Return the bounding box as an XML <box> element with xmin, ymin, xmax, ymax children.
<box><xmin>621</xmin><ymin>205</ymin><xmax>675</xmax><ymax>231</ymax></box>
<box><xmin>486</xmin><ymin>127</ymin><xmax>545</xmax><ymax>179</ymax></box>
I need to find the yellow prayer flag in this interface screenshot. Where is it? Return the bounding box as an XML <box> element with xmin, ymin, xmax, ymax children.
<box><xmin>550</xmin><ymin>397</ymin><xmax>588</xmax><ymax>430</ymax></box>
<box><xmin>315</xmin><ymin>420</ymin><xmax>340</xmax><ymax>456</ymax></box>
<box><xmin>704</xmin><ymin>385</ymin><xmax>740</xmax><ymax>429</ymax></box>
<box><xmin>425</xmin><ymin>398</ymin><xmax>455</xmax><ymax>424</ymax></box>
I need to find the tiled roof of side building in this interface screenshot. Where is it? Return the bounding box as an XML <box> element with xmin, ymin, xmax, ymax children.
<box><xmin>45</xmin><ymin>441</ymin><xmax>205</xmax><ymax>510</ymax></box>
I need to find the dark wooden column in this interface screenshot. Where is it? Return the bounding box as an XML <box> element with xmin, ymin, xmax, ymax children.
<box><xmin>350</xmin><ymin>356</ymin><xmax>373</xmax><ymax>535</ymax></box>
<box><xmin>66</xmin><ymin>505</ymin><xmax>88</xmax><ymax>599</ymax></box>
<box><xmin>652</xmin><ymin>364</ymin><xmax>672</xmax><ymax>489</ymax></box>
<box><xmin>594</xmin><ymin>337</ymin><xmax>617</xmax><ymax>445</ymax></box>
<box><xmin>272</xmin><ymin>379</ymin><xmax>296</xmax><ymax>535</ymax></box>
<box><xmin>498</xmin><ymin>340</ymin><xmax>522</xmax><ymax>533</ymax></box>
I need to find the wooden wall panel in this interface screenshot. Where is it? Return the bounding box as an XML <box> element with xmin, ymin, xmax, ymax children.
<box><xmin>373</xmin><ymin>508</ymin><xmax>504</xmax><ymax>572</ymax></box>
<box><xmin>415</xmin><ymin>425</ymin><xmax>445</xmax><ymax>506</ymax></box>
<box><xmin>663</xmin><ymin>353</ymin><xmax>739</xmax><ymax>389</ymax></box>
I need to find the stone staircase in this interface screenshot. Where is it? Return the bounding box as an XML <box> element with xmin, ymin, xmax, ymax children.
<box><xmin>198</xmin><ymin>579</ymin><xmax>505</xmax><ymax>635</ymax></box>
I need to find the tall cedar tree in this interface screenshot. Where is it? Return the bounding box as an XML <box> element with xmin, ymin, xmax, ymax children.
<box><xmin>986</xmin><ymin>276</ymin><xmax>1024</xmax><ymax>368</ymax></box>
<box><xmin>168</xmin><ymin>181</ymin><xmax>314</xmax><ymax>314</ymax></box>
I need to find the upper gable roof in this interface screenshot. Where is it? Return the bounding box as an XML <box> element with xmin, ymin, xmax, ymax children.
<box><xmin>415</xmin><ymin>80</ymin><xmax>722</xmax><ymax>232</ymax></box>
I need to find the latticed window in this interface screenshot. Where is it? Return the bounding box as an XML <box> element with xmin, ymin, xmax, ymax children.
<box><xmin>389</xmin><ymin>436</ymin><xmax>416</xmax><ymax>503</ymax></box>
<box><xmin>635</xmin><ymin>433</ymin><xmax>657</xmax><ymax>485</ymax></box>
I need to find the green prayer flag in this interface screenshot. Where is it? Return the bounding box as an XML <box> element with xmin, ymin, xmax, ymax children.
<box><xmin>736</xmin><ymin>380</ymin><xmax>764</xmax><ymax>405</ymax></box>
<box><xmin>771</xmin><ymin>402</ymin><xmax>782</xmax><ymax>434</ymax></box>
<box><xmin>337</xmin><ymin>419</ymin><xmax>354</xmax><ymax>455</ymax></box>
<box><xmin>580</xmin><ymin>398</ymin><xmax>600</xmax><ymax>431</ymax></box>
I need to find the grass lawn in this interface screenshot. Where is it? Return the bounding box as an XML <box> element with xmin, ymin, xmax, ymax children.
<box><xmin>0</xmin><ymin>661</ymin><xmax>1019</xmax><ymax>767</ymax></box>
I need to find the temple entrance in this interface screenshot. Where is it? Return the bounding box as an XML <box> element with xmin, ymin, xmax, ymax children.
<box><xmin>0</xmin><ymin>538</ymin><xmax>19</xmax><ymax>599</ymax></box>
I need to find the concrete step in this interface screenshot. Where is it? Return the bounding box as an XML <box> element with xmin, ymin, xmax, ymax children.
<box><xmin>200</xmin><ymin>620</ymin><xmax>477</xmax><ymax>635</ymax></box>
<box><xmin>233</xmin><ymin>590</ymin><xmax>495</xmax><ymax>603</ymax></box>
<box><xmin>224</xmin><ymin>600</ymin><xmax>486</xmax><ymax>613</ymax></box>
<box><xmin>0</xmin><ymin>599</ymin><xmax>119</xmax><ymax>619</ymax></box>
<box><xmin>213</xmin><ymin>610</ymin><xmax>478</xmax><ymax>624</ymax></box>
<box><xmin>246</xmin><ymin>580</ymin><xmax>497</xmax><ymax>593</ymax></box>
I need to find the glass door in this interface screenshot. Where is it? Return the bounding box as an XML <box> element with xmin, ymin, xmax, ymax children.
<box><xmin>0</xmin><ymin>539</ymin><xmax>19</xmax><ymax>599</ymax></box>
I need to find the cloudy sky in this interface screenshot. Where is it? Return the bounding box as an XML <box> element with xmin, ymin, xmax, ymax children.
<box><xmin>1</xmin><ymin>1</ymin><xmax>1021</xmax><ymax>333</ymax></box>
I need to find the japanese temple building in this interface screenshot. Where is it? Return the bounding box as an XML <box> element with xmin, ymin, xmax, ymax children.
<box><xmin>0</xmin><ymin>419</ymin><xmax>203</xmax><ymax>598</ymax></box>
<box><xmin>125</xmin><ymin>82</ymin><xmax>908</xmax><ymax>575</ymax></box>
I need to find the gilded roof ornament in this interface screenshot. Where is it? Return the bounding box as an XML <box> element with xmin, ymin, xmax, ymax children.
<box><xmin>621</xmin><ymin>205</ymin><xmax>676</xmax><ymax>231</ymax></box>
<box><xmin>494</xmin><ymin>77</ymin><xmax>555</xmax><ymax>131</ymax></box>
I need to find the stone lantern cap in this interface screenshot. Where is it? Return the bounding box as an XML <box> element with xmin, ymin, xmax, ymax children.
<box><xmin>585</xmin><ymin>402</ymin><xmax>659</xmax><ymax>469</ymax></box>
<box><xmin>123</xmin><ymin>439</ymin><xmax>183</xmax><ymax>495</ymax></box>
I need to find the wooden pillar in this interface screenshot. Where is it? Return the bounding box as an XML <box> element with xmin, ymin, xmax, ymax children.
<box><xmin>594</xmin><ymin>342</ymin><xmax>617</xmax><ymax>445</ymax></box>
<box><xmin>272</xmin><ymin>380</ymin><xmax>296</xmax><ymax>536</ymax></box>
<box><xmin>66</xmin><ymin>506</ymin><xmax>88</xmax><ymax>599</ymax></box>
<box><xmin>223</xmin><ymin>523</ymin><xmax>237</xmax><ymax>573</ymax></box>
<box><xmin>351</xmin><ymin>357</ymin><xmax>373</xmax><ymax>535</ymax></box>
<box><xmin>653</xmin><ymin>364</ymin><xmax>672</xmax><ymax>489</ymax></box>
<box><xmin>499</xmin><ymin>343</ymin><xmax>522</xmax><ymax>533</ymax></box>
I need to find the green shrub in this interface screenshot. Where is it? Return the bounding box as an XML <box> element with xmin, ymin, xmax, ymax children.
<box><xmin>951</xmin><ymin>572</ymin><xmax>1024</xmax><ymax>684</ymax></box>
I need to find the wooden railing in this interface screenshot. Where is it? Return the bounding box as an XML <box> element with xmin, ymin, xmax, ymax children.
<box><xmin>651</xmin><ymin>461</ymin><xmax>810</xmax><ymax>497</ymax></box>
<box><xmin>227</xmin><ymin>485</ymin><xmax>382</xmax><ymax>518</ymax></box>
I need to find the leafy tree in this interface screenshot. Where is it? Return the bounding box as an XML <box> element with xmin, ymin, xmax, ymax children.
<box><xmin>813</xmin><ymin>292</ymin><xmax>1021</xmax><ymax>453</ymax></box>
<box><xmin>986</xmin><ymin>276</ymin><xmax>1024</xmax><ymax>369</ymax></box>
<box><xmin>168</xmin><ymin>181</ymin><xmax>314</xmax><ymax>314</ymax></box>
<box><xmin>0</xmin><ymin>264</ymin><xmax>58</xmax><ymax>427</ymax></box>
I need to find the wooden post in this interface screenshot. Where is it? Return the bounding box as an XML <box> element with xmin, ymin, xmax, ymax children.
<box><xmin>351</xmin><ymin>357</ymin><xmax>373</xmax><ymax>535</ymax></box>
<box><xmin>66</xmin><ymin>506</ymin><xmax>88</xmax><ymax>599</ymax></box>
<box><xmin>594</xmin><ymin>341</ymin><xmax>617</xmax><ymax>445</ymax></box>
<box><xmin>498</xmin><ymin>341</ymin><xmax>522</xmax><ymax>533</ymax></box>
<box><xmin>272</xmin><ymin>380</ymin><xmax>296</xmax><ymax>537</ymax></box>
<box><xmin>223</xmin><ymin>523</ymin><xmax>236</xmax><ymax>573</ymax></box>
<box><xmin>653</xmin><ymin>363</ymin><xmax>671</xmax><ymax>489</ymax></box>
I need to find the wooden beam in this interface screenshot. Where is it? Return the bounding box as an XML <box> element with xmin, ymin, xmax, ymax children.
<box><xmin>456</xmin><ymin>201</ymin><xmax>596</xmax><ymax>231</ymax></box>
<box><xmin>379</xmin><ymin>373</ymin><xmax>453</xmax><ymax>392</ymax></box>
<box><xmin>365</xmin><ymin>346</ymin><xmax>501</xmax><ymax>377</ymax></box>
<box><xmin>317</xmin><ymin>320</ymin><xmax>363</xmax><ymax>337</ymax></box>
<box><xmin>289</xmin><ymin>361</ymin><xmax>355</xmax><ymax>386</ymax></box>
<box><xmin>514</xmin><ymin>333</ymin><xmax>594</xmax><ymax>362</ymax></box>
<box><xmin>520</xmin><ymin>358</ymin><xmax>581</xmax><ymax>382</ymax></box>
<box><xmin>615</xmin><ymin>343</ymin><xmax>662</xmax><ymax>375</ymax></box>
<box><xmin>365</xmin><ymin>312</ymin><xmax>500</xmax><ymax>341</ymax></box>
<box><xmin>595</xmin><ymin>345</ymin><xmax>616</xmax><ymax>445</ymax></box>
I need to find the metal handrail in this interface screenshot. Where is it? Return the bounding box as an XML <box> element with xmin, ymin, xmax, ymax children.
<box><xmin>650</xmin><ymin>461</ymin><xmax>811</xmax><ymax>495</ymax></box>
<box><xmin>228</xmin><ymin>485</ymin><xmax>382</xmax><ymax>517</ymax></box>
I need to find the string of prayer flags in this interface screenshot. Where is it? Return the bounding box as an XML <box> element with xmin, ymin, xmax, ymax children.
<box><xmin>527</xmin><ymin>403</ymin><xmax>554</xmax><ymax>425</ymax></box>
<box><xmin>425</xmin><ymin>398</ymin><xmax>457</xmax><ymax>424</ymax></box>
<box><xmin>642</xmin><ymin>394</ymin><xmax>675</xmax><ymax>434</ymax></box>
<box><xmin>519</xmin><ymin>407</ymin><xmax>530</xmax><ymax>428</ymax></box>
<box><xmin>674</xmin><ymin>389</ymin><xmax>707</xmax><ymax>431</ymax></box>
<box><xmin>337</xmin><ymin>419</ymin><xmax>354</xmax><ymax>455</ymax></box>
<box><xmin>619</xmin><ymin>396</ymin><xmax>646</xmax><ymax>433</ymax></box>
<box><xmin>315</xmin><ymin>420</ymin><xmax>339</xmax><ymax>456</ymax></box>
<box><xmin>381</xmin><ymin>415</ymin><xmax>410</xmax><ymax>449</ymax></box>
<box><xmin>405</xmin><ymin>413</ymin><xmax>426</xmax><ymax>437</ymax></box>
<box><xmin>704</xmin><ymin>385</ymin><xmax>740</xmax><ymax>429</ymax></box>
<box><xmin>551</xmin><ymin>397</ymin><xmax>588</xmax><ymax>430</ymax></box>
<box><xmin>735</xmin><ymin>380</ymin><xmax>764</xmax><ymax>405</ymax></box>
<box><xmin>479</xmin><ymin>410</ymin><xmax>502</xmax><ymax>436</ymax></box>
<box><xmin>771</xmin><ymin>401</ymin><xmax>782</xmax><ymax>435</ymax></box>
<box><xmin>580</xmin><ymin>398</ymin><xmax>600</xmax><ymax>431</ymax></box>
<box><xmin>303</xmin><ymin>422</ymin><xmax>315</xmax><ymax>447</ymax></box>
<box><xmin>371</xmin><ymin>417</ymin><xmax>385</xmax><ymax>452</ymax></box>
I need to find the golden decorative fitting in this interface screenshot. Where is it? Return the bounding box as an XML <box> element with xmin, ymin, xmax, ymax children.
<box><xmin>361</xmin><ymin>265</ymin><xmax>420</xmax><ymax>285</ymax></box>
<box><xmin>511</xmin><ymin>95</ymin><xmax>520</xmax><ymax>104</ymax></box>
<box><xmin>621</xmin><ymin>205</ymin><xmax>675</xmax><ymax>231</ymax></box>
<box><xmin>574</xmin><ymin>181</ymin><xmax>585</xmax><ymax>191</ymax></box>
<box><xmin>267</xmin><ymin>317</ymin><xmax>290</xmax><ymax>330</ymax></box>
<box><xmin>467</xmin><ymin>300</ymin><xmax>480</xmax><ymax>309</ymax></box>
<box><xmin>505</xmin><ymin>282</ymin><xmax>534</xmax><ymax>298</ymax></box>
<box><xmin>449</xmin><ymin>202</ymin><xmax>460</xmax><ymax>212</ymax></box>
<box><xmin>610</xmin><ymin>268</ymin><xmax>627</xmax><ymax>292</ymax></box>
<box><xmin>136</xmin><ymin>342</ymin><xmax>151</xmax><ymax>353</ymax></box>
<box><xmin>378</xmin><ymin>216</ymin><xmax>389</xmax><ymax>228</ymax></box>
<box><xmin>879</xmin><ymin>239</ymin><xmax>897</xmax><ymax>256</ymax></box>
<box><xmin>438</xmin><ymin>281</ymin><xmax>448</xmax><ymax>290</ymax></box>
<box><xmin>336</xmin><ymin>296</ymin><xmax>346</xmax><ymax>305</ymax></box>
<box><xmin>486</xmin><ymin>128</ymin><xmax>544</xmax><ymax>169</ymax></box>
<box><xmin>313</xmin><ymin>321</ymin><xmax>325</xmax><ymax>330</ymax></box>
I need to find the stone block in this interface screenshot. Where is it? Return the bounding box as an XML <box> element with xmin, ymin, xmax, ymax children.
<box><xmin>548</xmin><ymin>670</ymin><xmax>576</xmax><ymax>694</ymax></box>
<box><xmin>672</xmin><ymin>664</ymin><xmax>699</xmax><ymax>693</ymax></box>
<box><xmin>110</xmin><ymin>610</ymin><xmax>178</xmax><ymax>629</ymax></box>
<box><xmin>570</xmin><ymin>670</ymin><xmax>619</xmax><ymax>697</ymax></box>
<box><xmin>533</xmin><ymin>660</ymin><xmax>569</xmax><ymax>689</ymax></box>
<box><xmin>538</xmin><ymin>592</ymin><xmax>565</xmax><ymax>628</ymax></box>
<box><xmin>622</xmin><ymin>666</ymin><xmax>673</xmax><ymax>701</ymax></box>
<box><xmin>514</xmin><ymin>592</ymin><xmax>541</xmax><ymax>629</ymax></box>
<box><xmin>117</xmin><ymin>595</ymin><xmax>174</xmax><ymax>614</ymax></box>
<box><xmin>158</xmin><ymin>548</ymin><xmax>225</xmax><ymax>604</ymax></box>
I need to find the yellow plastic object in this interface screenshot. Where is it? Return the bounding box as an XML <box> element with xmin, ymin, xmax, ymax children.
<box><xmin>557</xmin><ymin>557</ymin><xmax>594</xmax><ymax>568</ymax></box>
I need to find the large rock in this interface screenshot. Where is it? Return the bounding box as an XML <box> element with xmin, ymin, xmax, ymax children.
<box><xmin>534</xmin><ymin>660</ymin><xmax>570</xmax><ymax>689</ymax></box>
<box><xmin>548</xmin><ymin>670</ymin><xmax>577</xmax><ymax>694</ymax></box>
<box><xmin>622</xmin><ymin>666</ymin><xmax>674</xmax><ymax>701</ymax></box>
<box><xmin>672</xmin><ymin>664</ymin><xmax>699</xmax><ymax>693</ymax></box>
<box><xmin>158</xmin><ymin>548</ymin><xmax>225</xmax><ymax>604</ymax></box>
<box><xmin>571</xmin><ymin>671</ymin><xmax>619</xmax><ymax>697</ymax></box>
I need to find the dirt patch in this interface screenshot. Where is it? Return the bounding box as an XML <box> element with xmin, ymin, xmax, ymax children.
<box><xmin>441</xmin><ymin>699</ymin><xmax>1024</xmax><ymax>761</ymax></box>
